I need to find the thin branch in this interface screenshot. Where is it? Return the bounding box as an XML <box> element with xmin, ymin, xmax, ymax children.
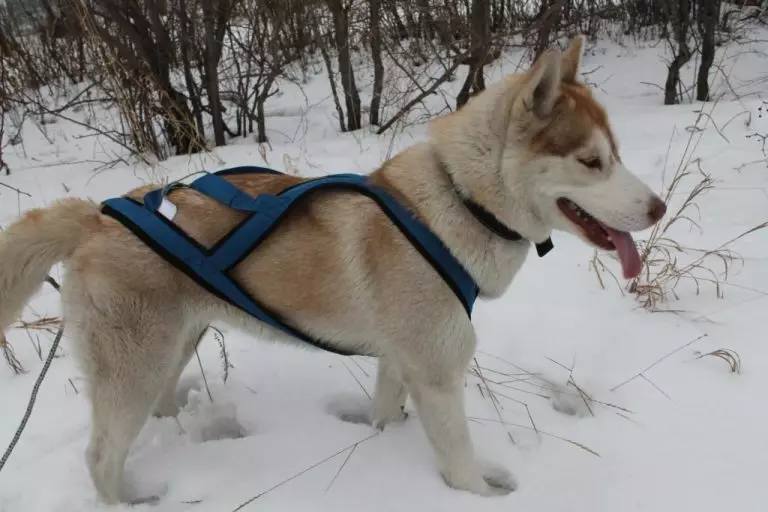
<box><xmin>610</xmin><ymin>334</ymin><xmax>707</xmax><ymax>392</ymax></box>
<box><xmin>231</xmin><ymin>432</ymin><xmax>379</xmax><ymax>511</ymax></box>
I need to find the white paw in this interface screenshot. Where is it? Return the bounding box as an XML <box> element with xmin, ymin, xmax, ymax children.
<box><xmin>129</xmin><ymin>493</ymin><xmax>163</xmax><ymax>506</ymax></box>
<box><xmin>123</xmin><ymin>476</ymin><xmax>169</xmax><ymax>505</ymax></box>
<box><xmin>152</xmin><ymin>400</ymin><xmax>179</xmax><ymax>418</ymax></box>
<box><xmin>326</xmin><ymin>395</ymin><xmax>409</xmax><ymax>429</ymax></box>
<box><xmin>371</xmin><ymin>406</ymin><xmax>408</xmax><ymax>430</ymax></box>
<box><xmin>442</xmin><ymin>462</ymin><xmax>516</xmax><ymax>496</ymax></box>
<box><xmin>480</xmin><ymin>462</ymin><xmax>517</xmax><ymax>494</ymax></box>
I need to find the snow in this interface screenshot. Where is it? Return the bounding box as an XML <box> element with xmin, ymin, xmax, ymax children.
<box><xmin>2</xmin><ymin>30</ymin><xmax>768</xmax><ymax>512</ymax></box>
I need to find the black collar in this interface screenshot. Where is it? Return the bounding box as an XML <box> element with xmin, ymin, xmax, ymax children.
<box><xmin>439</xmin><ymin>161</ymin><xmax>554</xmax><ymax>258</ymax></box>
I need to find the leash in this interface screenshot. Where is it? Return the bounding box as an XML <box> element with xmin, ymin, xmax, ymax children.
<box><xmin>0</xmin><ymin>325</ymin><xmax>63</xmax><ymax>473</ymax></box>
<box><xmin>0</xmin><ymin>277</ymin><xmax>63</xmax><ymax>474</ymax></box>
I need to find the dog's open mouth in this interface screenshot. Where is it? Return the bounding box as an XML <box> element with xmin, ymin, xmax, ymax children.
<box><xmin>556</xmin><ymin>198</ymin><xmax>642</xmax><ymax>279</ymax></box>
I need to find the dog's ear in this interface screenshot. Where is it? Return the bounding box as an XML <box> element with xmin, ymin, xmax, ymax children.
<box><xmin>561</xmin><ymin>34</ymin><xmax>586</xmax><ymax>83</ymax></box>
<box><xmin>521</xmin><ymin>49</ymin><xmax>561</xmax><ymax>119</ymax></box>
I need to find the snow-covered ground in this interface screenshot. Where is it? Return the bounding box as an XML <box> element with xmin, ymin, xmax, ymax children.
<box><xmin>1</xmin><ymin>30</ymin><xmax>768</xmax><ymax>512</ymax></box>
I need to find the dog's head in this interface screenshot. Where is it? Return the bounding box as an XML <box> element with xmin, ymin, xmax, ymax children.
<box><xmin>432</xmin><ymin>35</ymin><xmax>666</xmax><ymax>280</ymax></box>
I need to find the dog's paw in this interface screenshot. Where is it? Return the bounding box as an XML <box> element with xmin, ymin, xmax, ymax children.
<box><xmin>152</xmin><ymin>400</ymin><xmax>179</xmax><ymax>418</ymax></box>
<box><xmin>129</xmin><ymin>494</ymin><xmax>163</xmax><ymax>506</ymax></box>
<box><xmin>480</xmin><ymin>462</ymin><xmax>517</xmax><ymax>494</ymax></box>
<box><xmin>442</xmin><ymin>462</ymin><xmax>516</xmax><ymax>496</ymax></box>
<box><xmin>371</xmin><ymin>406</ymin><xmax>409</xmax><ymax>430</ymax></box>
<box><xmin>124</xmin><ymin>480</ymin><xmax>168</xmax><ymax>506</ymax></box>
<box><xmin>327</xmin><ymin>395</ymin><xmax>410</xmax><ymax>428</ymax></box>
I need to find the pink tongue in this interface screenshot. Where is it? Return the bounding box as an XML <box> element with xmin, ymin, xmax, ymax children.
<box><xmin>603</xmin><ymin>227</ymin><xmax>642</xmax><ymax>279</ymax></box>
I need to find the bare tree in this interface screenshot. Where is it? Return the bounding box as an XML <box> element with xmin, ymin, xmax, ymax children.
<box><xmin>327</xmin><ymin>0</ymin><xmax>362</xmax><ymax>131</ymax></box>
<box><xmin>370</xmin><ymin>0</ymin><xmax>384</xmax><ymax>126</ymax></box>
<box><xmin>0</xmin><ymin>0</ymin><xmax>740</xmax><ymax>168</ymax></box>
<box><xmin>662</xmin><ymin>0</ymin><xmax>692</xmax><ymax>105</ymax></box>
<box><xmin>177</xmin><ymin>0</ymin><xmax>206</xmax><ymax>136</ymax></box>
<box><xmin>82</xmin><ymin>0</ymin><xmax>207</xmax><ymax>154</ymax></box>
<box><xmin>200</xmin><ymin>0</ymin><xmax>233</xmax><ymax>146</ymax></box>
<box><xmin>457</xmin><ymin>0</ymin><xmax>491</xmax><ymax>108</ymax></box>
<box><xmin>696</xmin><ymin>0</ymin><xmax>719</xmax><ymax>101</ymax></box>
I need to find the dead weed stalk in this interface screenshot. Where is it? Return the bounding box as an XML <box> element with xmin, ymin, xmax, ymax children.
<box><xmin>593</xmin><ymin>100</ymin><xmax>768</xmax><ymax>311</ymax></box>
<box><xmin>1</xmin><ymin>334</ymin><xmax>25</xmax><ymax>375</ymax></box>
<box><xmin>695</xmin><ymin>348</ymin><xmax>742</xmax><ymax>373</ymax></box>
<box><xmin>2</xmin><ymin>277</ymin><xmax>62</xmax><ymax>374</ymax></box>
<box><xmin>466</xmin><ymin>353</ymin><xmax>636</xmax><ymax>457</ymax></box>
<box><xmin>14</xmin><ymin>316</ymin><xmax>62</xmax><ymax>336</ymax></box>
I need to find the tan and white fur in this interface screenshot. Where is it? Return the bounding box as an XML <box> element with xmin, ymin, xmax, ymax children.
<box><xmin>0</xmin><ymin>36</ymin><xmax>665</xmax><ymax>504</ymax></box>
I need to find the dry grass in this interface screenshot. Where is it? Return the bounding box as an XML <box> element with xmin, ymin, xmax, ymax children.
<box><xmin>745</xmin><ymin>100</ymin><xmax>767</xmax><ymax>160</ymax></box>
<box><xmin>466</xmin><ymin>352</ymin><xmax>637</xmax><ymax>457</ymax></box>
<box><xmin>331</xmin><ymin>352</ymin><xmax>612</xmax><ymax>457</ymax></box>
<box><xmin>1</xmin><ymin>333</ymin><xmax>25</xmax><ymax>375</ymax></box>
<box><xmin>2</xmin><ymin>314</ymin><xmax>63</xmax><ymax>374</ymax></box>
<box><xmin>209</xmin><ymin>326</ymin><xmax>234</xmax><ymax>384</ymax></box>
<box><xmin>627</xmin><ymin>159</ymin><xmax>766</xmax><ymax>311</ymax></box>
<box><xmin>609</xmin><ymin>334</ymin><xmax>708</xmax><ymax>395</ymax></box>
<box><xmin>695</xmin><ymin>348</ymin><xmax>742</xmax><ymax>374</ymax></box>
<box><xmin>593</xmin><ymin>99</ymin><xmax>768</xmax><ymax>311</ymax></box>
<box><xmin>14</xmin><ymin>316</ymin><xmax>62</xmax><ymax>336</ymax></box>
<box><xmin>231</xmin><ymin>431</ymin><xmax>380</xmax><ymax>510</ymax></box>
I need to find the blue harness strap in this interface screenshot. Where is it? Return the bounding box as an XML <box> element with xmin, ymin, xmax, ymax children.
<box><xmin>100</xmin><ymin>166</ymin><xmax>479</xmax><ymax>356</ymax></box>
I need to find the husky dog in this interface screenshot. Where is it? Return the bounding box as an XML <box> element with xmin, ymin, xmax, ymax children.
<box><xmin>0</xmin><ymin>35</ymin><xmax>665</xmax><ymax>504</ymax></box>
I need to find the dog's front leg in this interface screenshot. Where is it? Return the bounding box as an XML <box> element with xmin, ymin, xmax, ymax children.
<box><xmin>371</xmin><ymin>358</ymin><xmax>409</xmax><ymax>429</ymax></box>
<box><xmin>407</xmin><ymin>374</ymin><xmax>517</xmax><ymax>496</ymax></box>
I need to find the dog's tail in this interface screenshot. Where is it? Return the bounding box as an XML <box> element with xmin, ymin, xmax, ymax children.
<box><xmin>0</xmin><ymin>198</ymin><xmax>100</xmax><ymax>332</ymax></box>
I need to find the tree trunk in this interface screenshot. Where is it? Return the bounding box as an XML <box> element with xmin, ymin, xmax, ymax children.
<box><xmin>77</xmin><ymin>33</ymin><xmax>85</xmax><ymax>82</ymax></box>
<box><xmin>415</xmin><ymin>0</ymin><xmax>434</xmax><ymax>40</ymax></box>
<box><xmin>457</xmin><ymin>0</ymin><xmax>490</xmax><ymax>108</ymax></box>
<box><xmin>389</xmin><ymin>1</ymin><xmax>409</xmax><ymax>39</ymax></box>
<box><xmin>534</xmin><ymin>0</ymin><xmax>563</xmax><ymax>60</ymax></box>
<box><xmin>178</xmin><ymin>0</ymin><xmax>205</xmax><ymax>135</ymax></box>
<box><xmin>663</xmin><ymin>0</ymin><xmax>692</xmax><ymax>105</ymax></box>
<box><xmin>255</xmin><ymin>74</ymin><xmax>277</xmax><ymax>143</ymax></box>
<box><xmin>201</xmin><ymin>0</ymin><xmax>226</xmax><ymax>146</ymax></box>
<box><xmin>492</xmin><ymin>0</ymin><xmax>506</xmax><ymax>32</ymax></box>
<box><xmin>165</xmin><ymin>88</ymin><xmax>203</xmax><ymax>154</ymax></box>
<box><xmin>370</xmin><ymin>0</ymin><xmax>384</xmax><ymax>126</ymax></box>
<box><xmin>327</xmin><ymin>0</ymin><xmax>362</xmax><ymax>131</ymax></box>
<box><xmin>696</xmin><ymin>0</ymin><xmax>718</xmax><ymax>101</ymax></box>
<box><xmin>92</xmin><ymin>0</ymin><xmax>207</xmax><ymax>155</ymax></box>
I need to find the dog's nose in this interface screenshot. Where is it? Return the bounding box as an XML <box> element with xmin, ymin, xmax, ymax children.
<box><xmin>647</xmin><ymin>196</ymin><xmax>667</xmax><ymax>223</ymax></box>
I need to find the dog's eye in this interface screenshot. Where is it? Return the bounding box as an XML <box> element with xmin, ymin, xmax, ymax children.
<box><xmin>578</xmin><ymin>157</ymin><xmax>601</xmax><ymax>170</ymax></box>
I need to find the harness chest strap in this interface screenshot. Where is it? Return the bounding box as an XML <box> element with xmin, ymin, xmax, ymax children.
<box><xmin>99</xmin><ymin>166</ymin><xmax>480</xmax><ymax>356</ymax></box>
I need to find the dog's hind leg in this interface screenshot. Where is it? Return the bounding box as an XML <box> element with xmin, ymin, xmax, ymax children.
<box><xmin>371</xmin><ymin>358</ymin><xmax>409</xmax><ymax>429</ymax></box>
<box><xmin>72</xmin><ymin>293</ymin><xmax>186</xmax><ymax>504</ymax></box>
<box><xmin>331</xmin><ymin>357</ymin><xmax>409</xmax><ymax>428</ymax></box>
<box><xmin>153</xmin><ymin>323</ymin><xmax>208</xmax><ymax>418</ymax></box>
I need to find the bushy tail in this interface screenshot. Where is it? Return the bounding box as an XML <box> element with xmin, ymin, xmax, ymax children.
<box><xmin>0</xmin><ymin>198</ymin><xmax>99</xmax><ymax>332</ymax></box>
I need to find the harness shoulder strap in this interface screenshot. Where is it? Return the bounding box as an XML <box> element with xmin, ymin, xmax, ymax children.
<box><xmin>142</xmin><ymin>166</ymin><xmax>283</xmax><ymax>214</ymax></box>
<box><xmin>198</xmin><ymin>172</ymin><xmax>478</xmax><ymax>314</ymax></box>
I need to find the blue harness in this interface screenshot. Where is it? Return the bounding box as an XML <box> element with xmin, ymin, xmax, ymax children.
<box><xmin>100</xmin><ymin>166</ymin><xmax>481</xmax><ymax>356</ymax></box>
